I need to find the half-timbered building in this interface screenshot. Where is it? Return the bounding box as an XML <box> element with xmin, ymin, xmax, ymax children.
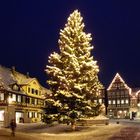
<box><xmin>0</xmin><ymin>65</ymin><xmax>47</xmax><ymax>127</ymax></box>
<box><xmin>107</xmin><ymin>73</ymin><xmax>140</xmax><ymax>119</ymax></box>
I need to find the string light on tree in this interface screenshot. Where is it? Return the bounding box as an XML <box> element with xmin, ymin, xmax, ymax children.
<box><xmin>45</xmin><ymin>10</ymin><xmax>103</xmax><ymax>130</ymax></box>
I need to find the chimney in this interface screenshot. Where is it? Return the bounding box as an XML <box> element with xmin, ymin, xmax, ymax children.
<box><xmin>26</xmin><ymin>72</ymin><xmax>29</xmax><ymax>78</ymax></box>
<box><xmin>11</xmin><ymin>66</ymin><xmax>16</xmax><ymax>74</ymax></box>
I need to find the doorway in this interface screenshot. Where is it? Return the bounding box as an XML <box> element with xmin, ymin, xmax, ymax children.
<box><xmin>16</xmin><ymin>112</ymin><xmax>23</xmax><ymax>123</ymax></box>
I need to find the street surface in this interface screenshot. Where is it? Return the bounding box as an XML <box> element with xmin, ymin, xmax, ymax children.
<box><xmin>0</xmin><ymin>119</ymin><xmax>140</xmax><ymax>140</ymax></box>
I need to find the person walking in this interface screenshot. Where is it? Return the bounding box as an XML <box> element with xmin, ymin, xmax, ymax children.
<box><xmin>10</xmin><ymin>119</ymin><xmax>17</xmax><ymax>136</ymax></box>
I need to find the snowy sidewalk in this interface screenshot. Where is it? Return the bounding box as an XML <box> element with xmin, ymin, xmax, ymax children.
<box><xmin>109</xmin><ymin>126</ymin><xmax>140</xmax><ymax>140</ymax></box>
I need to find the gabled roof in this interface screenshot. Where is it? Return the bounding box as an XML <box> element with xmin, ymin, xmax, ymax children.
<box><xmin>132</xmin><ymin>88</ymin><xmax>140</xmax><ymax>96</ymax></box>
<box><xmin>13</xmin><ymin>70</ymin><xmax>35</xmax><ymax>85</ymax></box>
<box><xmin>0</xmin><ymin>65</ymin><xmax>45</xmax><ymax>92</ymax></box>
<box><xmin>0</xmin><ymin>65</ymin><xmax>16</xmax><ymax>90</ymax></box>
<box><xmin>107</xmin><ymin>73</ymin><xmax>131</xmax><ymax>91</ymax></box>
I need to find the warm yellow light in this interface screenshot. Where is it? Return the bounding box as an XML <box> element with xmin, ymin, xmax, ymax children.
<box><xmin>107</xmin><ymin>73</ymin><xmax>132</xmax><ymax>96</ymax></box>
<box><xmin>8</xmin><ymin>97</ymin><xmax>13</xmax><ymax>104</ymax></box>
<box><xmin>137</xmin><ymin>103</ymin><xmax>140</xmax><ymax>107</ymax></box>
<box><xmin>124</xmin><ymin>110</ymin><xmax>127</xmax><ymax>113</ymax></box>
<box><xmin>119</xmin><ymin>110</ymin><xmax>122</xmax><ymax>113</ymax></box>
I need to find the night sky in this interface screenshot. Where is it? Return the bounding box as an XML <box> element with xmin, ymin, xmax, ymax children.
<box><xmin>0</xmin><ymin>1</ymin><xmax>140</xmax><ymax>88</ymax></box>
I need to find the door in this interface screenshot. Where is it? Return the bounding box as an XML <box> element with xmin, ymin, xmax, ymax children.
<box><xmin>0</xmin><ymin>110</ymin><xmax>4</xmax><ymax>121</ymax></box>
<box><xmin>16</xmin><ymin>112</ymin><xmax>23</xmax><ymax>123</ymax></box>
<box><xmin>0</xmin><ymin>110</ymin><xmax>4</xmax><ymax>127</ymax></box>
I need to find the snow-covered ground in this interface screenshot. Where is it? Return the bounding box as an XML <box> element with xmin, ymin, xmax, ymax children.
<box><xmin>15</xmin><ymin>122</ymin><xmax>123</xmax><ymax>140</ymax></box>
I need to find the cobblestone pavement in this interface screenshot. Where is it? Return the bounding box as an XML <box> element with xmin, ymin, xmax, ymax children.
<box><xmin>109</xmin><ymin>127</ymin><xmax>140</xmax><ymax>140</ymax></box>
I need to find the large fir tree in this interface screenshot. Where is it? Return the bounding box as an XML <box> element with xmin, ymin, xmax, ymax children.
<box><xmin>45</xmin><ymin>10</ymin><xmax>103</xmax><ymax>129</ymax></box>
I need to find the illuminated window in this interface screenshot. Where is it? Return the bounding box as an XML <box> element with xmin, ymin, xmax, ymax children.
<box><xmin>29</xmin><ymin>112</ymin><xmax>32</xmax><ymax>118</ymax></box>
<box><xmin>121</xmin><ymin>100</ymin><xmax>124</xmax><ymax>104</ymax></box>
<box><xmin>117</xmin><ymin>100</ymin><xmax>120</xmax><ymax>104</ymax></box>
<box><xmin>0</xmin><ymin>110</ymin><xmax>4</xmax><ymax>121</ymax></box>
<box><xmin>12</xmin><ymin>94</ymin><xmax>16</xmax><ymax>102</ymax></box>
<box><xmin>125</xmin><ymin>99</ymin><xmax>129</xmax><ymax>104</ymax></box>
<box><xmin>109</xmin><ymin>100</ymin><xmax>111</xmax><ymax>104</ymax></box>
<box><xmin>13</xmin><ymin>85</ymin><xmax>19</xmax><ymax>91</ymax></box>
<box><xmin>35</xmin><ymin>99</ymin><xmax>37</xmax><ymax>105</ymax></box>
<box><xmin>113</xmin><ymin>100</ymin><xmax>115</xmax><ymax>104</ymax></box>
<box><xmin>17</xmin><ymin>95</ymin><xmax>21</xmax><ymax>102</ymax></box>
<box><xmin>99</xmin><ymin>99</ymin><xmax>102</xmax><ymax>104</ymax></box>
<box><xmin>0</xmin><ymin>93</ymin><xmax>4</xmax><ymax>101</ymax></box>
<box><xmin>35</xmin><ymin>112</ymin><xmax>37</xmax><ymax>118</ymax></box>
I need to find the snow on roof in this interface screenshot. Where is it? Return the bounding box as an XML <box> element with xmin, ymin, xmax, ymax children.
<box><xmin>0</xmin><ymin>65</ymin><xmax>34</xmax><ymax>90</ymax></box>
<box><xmin>107</xmin><ymin>73</ymin><xmax>131</xmax><ymax>91</ymax></box>
<box><xmin>13</xmin><ymin>71</ymin><xmax>35</xmax><ymax>85</ymax></box>
<box><xmin>0</xmin><ymin>65</ymin><xmax>16</xmax><ymax>90</ymax></box>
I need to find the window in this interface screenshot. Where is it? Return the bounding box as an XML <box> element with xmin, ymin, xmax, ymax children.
<box><xmin>113</xmin><ymin>100</ymin><xmax>116</xmax><ymax>104</ymax></box>
<box><xmin>29</xmin><ymin>112</ymin><xmax>32</xmax><ymax>118</ymax></box>
<box><xmin>13</xmin><ymin>85</ymin><xmax>19</xmax><ymax>91</ymax></box>
<box><xmin>121</xmin><ymin>91</ymin><xmax>124</xmax><ymax>97</ymax></box>
<box><xmin>35</xmin><ymin>99</ymin><xmax>37</xmax><ymax>105</ymax></box>
<box><xmin>32</xmin><ymin>98</ymin><xmax>35</xmax><ymax>104</ymax></box>
<box><xmin>28</xmin><ymin>87</ymin><xmax>30</xmax><ymax>93</ymax></box>
<box><xmin>117</xmin><ymin>100</ymin><xmax>120</xmax><ymax>104</ymax></box>
<box><xmin>94</xmin><ymin>100</ymin><xmax>97</xmax><ymax>103</ymax></box>
<box><xmin>125</xmin><ymin>91</ymin><xmax>129</xmax><ymax>97</ymax></box>
<box><xmin>121</xmin><ymin>100</ymin><xmax>124</xmax><ymax>104</ymax></box>
<box><xmin>125</xmin><ymin>99</ymin><xmax>129</xmax><ymax>104</ymax></box>
<box><xmin>35</xmin><ymin>112</ymin><xmax>37</xmax><ymax>118</ymax></box>
<box><xmin>22</xmin><ymin>96</ymin><xmax>25</xmax><ymax>103</ymax></box>
<box><xmin>99</xmin><ymin>99</ymin><xmax>102</xmax><ymax>104</ymax></box>
<box><xmin>17</xmin><ymin>95</ymin><xmax>21</xmax><ymax>102</ymax></box>
<box><xmin>32</xmin><ymin>89</ymin><xmax>34</xmax><ymax>94</ymax></box>
<box><xmin>26</xmin><ymin>97</ymin><xmax>29</xmax><ymax>104</ymax></box>
<box><xmin>35</xmin><ymin>90</ymin><xmax>38</xmax><ymax>95</ymax></box>
<box><xmin>12</xmin><ymin>94</ymin><xmax>16</xmax><ymax>102</ymax></box>
<box><xmin>108</xmin><ymin>100</ymin><xmax>111</xmax><ymax>104</ymax></box>
<box><xmin>0</xmin><ymin>93</ymin><xmax>4</xmax><ymax>101</ymax></box>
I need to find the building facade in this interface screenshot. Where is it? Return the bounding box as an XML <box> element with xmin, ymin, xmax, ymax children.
<box><xmin>107</xmin><ymin>73</ymin><xmax>140</xmax><ymax>119</ymax></box>
<box><xmin>0</xmin><ymin>66</ymin><xmax>47</xmax><ymax>127</ymax></box>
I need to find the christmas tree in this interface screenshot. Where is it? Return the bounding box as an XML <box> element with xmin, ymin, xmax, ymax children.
<box><xmin>45</xmin><ymin>10</ymin><xmax>103</xmax><ymax>130</ymax></box>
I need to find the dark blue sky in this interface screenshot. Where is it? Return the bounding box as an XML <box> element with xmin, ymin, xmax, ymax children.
<box><xmin>0</xmin><ymin>0</ymin><xmax>140</xmax><ymax>88</ymax></box>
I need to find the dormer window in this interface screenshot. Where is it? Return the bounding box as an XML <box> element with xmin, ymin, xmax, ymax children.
<box><xmin>13</xmin><ymin>84</ymin><xmax>20</xmax><ymax>91</ymax></box>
